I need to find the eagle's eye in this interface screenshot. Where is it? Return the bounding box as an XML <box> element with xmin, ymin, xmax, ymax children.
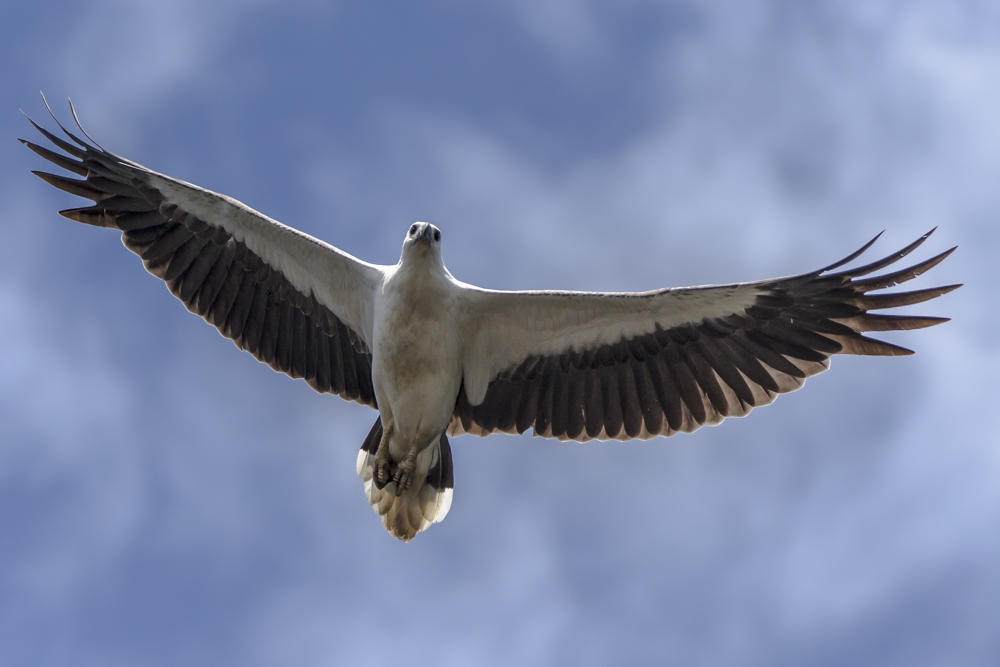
<box><xmin>433</xmin><ymin>230</ymin><xmax>440</xmax><ymax>242</ymax></box>
<box><xmin>409</xmin><ymin>224</ymin><xmax>419</xmax><ymax>236</ymax></box>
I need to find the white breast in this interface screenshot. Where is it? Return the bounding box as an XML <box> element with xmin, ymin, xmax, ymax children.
<box><xmin>372</xmin><ymin>261</ymin><xmax>463</xmax><ymax>454</ymax></box>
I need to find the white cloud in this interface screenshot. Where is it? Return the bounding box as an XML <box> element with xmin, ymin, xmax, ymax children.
<box><xmin>499</xmin><ymin>0</ymin><xmax>609</xmax><ymax>65</ymax></box>
<box><xmin>0</xmin><ymin>281</ymin><xmax>143</xmax><ymax>610</ymax></box>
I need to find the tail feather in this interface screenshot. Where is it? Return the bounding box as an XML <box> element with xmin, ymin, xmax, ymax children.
<box><xmin>356</xmin><ymin>417</ymin><xmax>454</xmax><ymax>541</ymax></box>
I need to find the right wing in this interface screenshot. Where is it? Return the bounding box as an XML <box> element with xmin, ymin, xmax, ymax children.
<box><xmin>22</xmin><ymin>98</ymin><xmax>382</xmax><ymax>406</ymax></box>
<box><xmin>451</xmin><ymin>232</ymin><xmax>958</xmax><ymax>441</ymax></box>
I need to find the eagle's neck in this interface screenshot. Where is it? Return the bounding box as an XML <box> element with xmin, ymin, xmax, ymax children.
<box><xmin>398</xmin><ymin>246</ymin><xmax>445</xmax><ymax>279</ymax></box>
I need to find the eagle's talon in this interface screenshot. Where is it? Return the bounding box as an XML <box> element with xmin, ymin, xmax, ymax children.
<box><xmin>374</xmin><ymin>461</ymin><xmax>390</xmax><ymax>489</ymax></box>
<box><xmin>373</xmin><ymin>421</ymin><xmax>394</xmax><ymax>490</ymax></box>
<box><xmin>391</xmin><ymin>446</ymin><xmax>418</xmax><ymax>496</ymax></box>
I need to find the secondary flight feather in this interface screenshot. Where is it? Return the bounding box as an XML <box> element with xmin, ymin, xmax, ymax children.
<box><xmin>22</xmin><ymin>97</ymin><xmax>959</xmax><ymax>541</ymax></box>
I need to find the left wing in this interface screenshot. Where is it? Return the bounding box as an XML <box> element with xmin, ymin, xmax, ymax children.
<box><xmin>22</xmin><ymin>98</ymin><xmax>381</xmax><ymax>405</ymax></box>
<box><xmin>451</xmin><ymin>232</ymin><xmax>958</xmax><ymax>441</ymax></box>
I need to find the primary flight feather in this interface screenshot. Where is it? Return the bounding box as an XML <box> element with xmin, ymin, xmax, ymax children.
<box><xmin>22</xmin><ymin>98</ymin><xmax>959</xmax><ymax>541</ymax></box>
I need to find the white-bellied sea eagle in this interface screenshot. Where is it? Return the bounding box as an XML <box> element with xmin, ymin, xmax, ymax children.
<box><xmin>22</xmin><ymin>98</ymin><xmax>959</xmax><ymax>541</ymax></box>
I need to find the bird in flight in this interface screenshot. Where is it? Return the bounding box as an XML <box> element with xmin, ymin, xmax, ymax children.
<box><xmin>22</xmin><ymin>98</ymin><xmax>959</xmax><ymax>541</ymax></box>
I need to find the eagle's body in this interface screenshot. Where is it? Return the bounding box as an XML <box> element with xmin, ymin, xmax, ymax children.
<box><xmin>23</xmin><ymin>98</ymin><xmax>959</xmax><ymax>540</ymax></box>
<box><xmin>363</xmin><ymin>233</ymin><xmax>464</xmax><ymax>537</ymax></box>
<box><xmin>374</xmin><ymin>235</ymin><xmax>462</xmax><ymax>454</ymax></box>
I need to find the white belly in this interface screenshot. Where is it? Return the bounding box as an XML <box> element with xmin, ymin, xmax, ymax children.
<box><xmin>372</xmin><ymin>266</ymin><xmax>462</xmax><ymax>458</ymax></box>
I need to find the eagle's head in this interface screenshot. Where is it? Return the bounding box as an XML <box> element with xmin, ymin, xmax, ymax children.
<box><xmin>401</xmin><ymin>221</ymin><xmax>443</xmax><ymax>264</ymax></box>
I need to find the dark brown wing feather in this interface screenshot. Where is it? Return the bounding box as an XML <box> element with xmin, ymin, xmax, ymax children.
<box><xmin>22</xmin><ymin>109</ymin><xmax>376</xmax><ymax>407</ymax></box>
<box><xmin>452</xmin><ymin>231</ymin><xmax>958</xmax><ymax>441</ymax></box>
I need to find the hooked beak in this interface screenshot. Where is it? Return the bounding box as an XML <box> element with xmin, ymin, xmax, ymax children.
<box><xmin>417</xmin><ymin>225</ymin><xmax>434</xmax><ymax>244</ymax></box>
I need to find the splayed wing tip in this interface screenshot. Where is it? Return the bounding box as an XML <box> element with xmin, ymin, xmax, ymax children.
<box><xmin>67</xmin><ymin>97</ymin><xmax>105</xmax><ymax>151</ymax></box>
<box><xmin>826</xmin><ymin>229</ymin><xmax>938</xmax><ymax>280</ymax></box>
<box><xmin>817</xmin><ymin>230</ymin><xmax>884</xmax><ymax>273</ymax></box>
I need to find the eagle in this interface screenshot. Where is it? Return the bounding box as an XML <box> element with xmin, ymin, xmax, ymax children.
<box><xmin>22</xmin><ymin>98</ymin><xmax>959</xmax><ymax>541</ymax></box>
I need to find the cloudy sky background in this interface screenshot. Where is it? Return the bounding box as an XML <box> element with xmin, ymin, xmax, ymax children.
<box><xmin>1</xmin><ymin>1</ymin><xmax>996</xmax><ymax>665</ymax></box>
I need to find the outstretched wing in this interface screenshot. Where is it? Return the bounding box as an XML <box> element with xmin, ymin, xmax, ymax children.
<box><xmin>22</xmin><ymin>98</ymin><xmax>382</xmax><ymax>406</ymax></box>
<box><xmin>452</xmin><ymin>232</ymin><xmax>959</xmax><ymax>441</ymax></box>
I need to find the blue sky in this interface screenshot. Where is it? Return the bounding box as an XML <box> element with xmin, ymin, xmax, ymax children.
<box><xmin>1</xmin><ymin>1</ymin><xmax>997</xmax><ymax>665</ymax></box>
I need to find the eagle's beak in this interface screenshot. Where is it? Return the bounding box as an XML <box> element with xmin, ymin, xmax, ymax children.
<box><xmin>418</xmin><ymin>226</ymin><xmax>434</xmax><ymax>244</ymax></box>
